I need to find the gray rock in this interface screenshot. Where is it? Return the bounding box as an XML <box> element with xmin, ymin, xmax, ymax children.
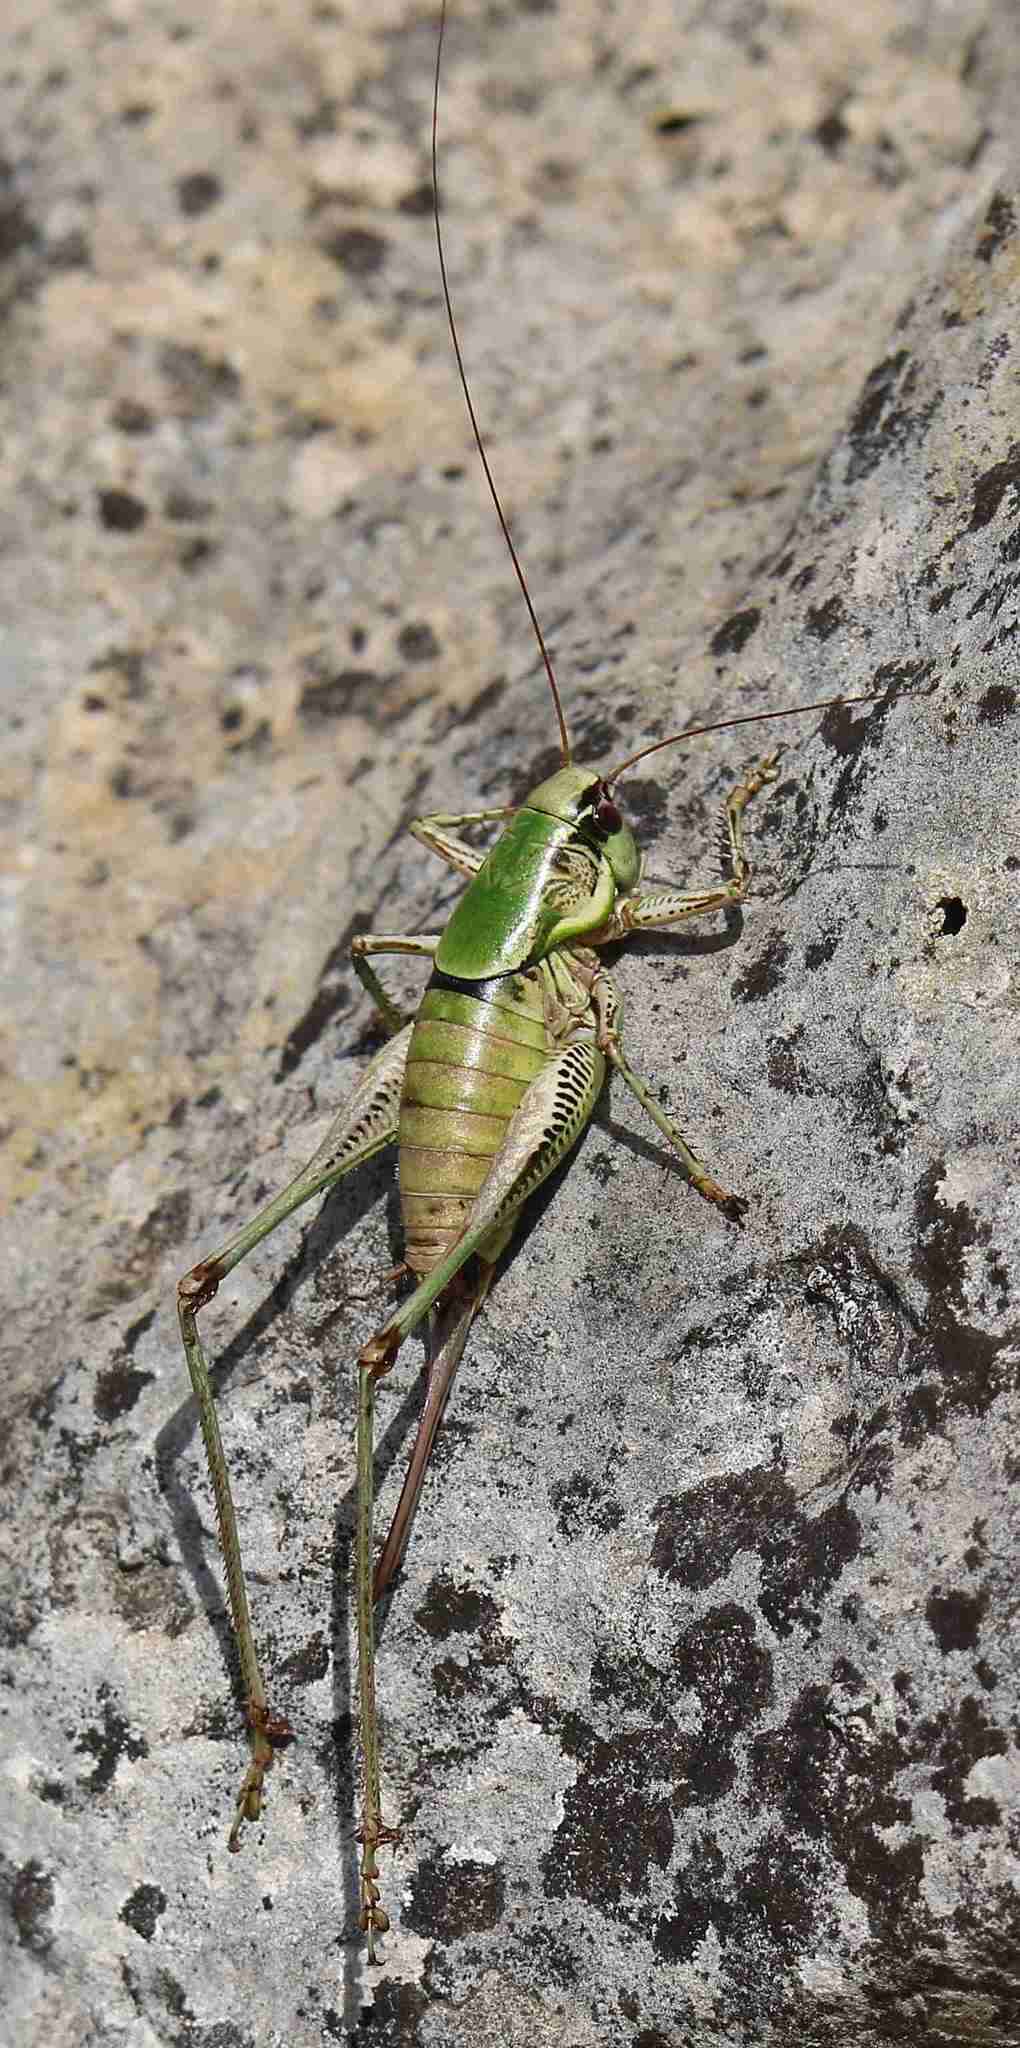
<box><xmin>3</xmin><ymin>5</ymin><xmax>1017</xmax><ymax>2044</ymax></box>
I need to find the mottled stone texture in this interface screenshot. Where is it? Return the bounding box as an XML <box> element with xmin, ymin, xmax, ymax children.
<box><xmin>2</xmin><ymin>2</ymin><xmax>1018</xmax><ymax>2044</ymax></box>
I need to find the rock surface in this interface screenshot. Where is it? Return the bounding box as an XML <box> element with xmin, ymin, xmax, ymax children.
<box><xmin>2</xmin><ymin>3</ymin><xmax>1018</xmax><ymax>2044</ymax></box>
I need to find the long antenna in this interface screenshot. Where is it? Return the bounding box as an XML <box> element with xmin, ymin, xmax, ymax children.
<box><xmin>606</xmin><ymin>692</ymin><xmax>874</xmax><ymax>785</ymax></box>
<box><xmin>433</xmin><ymin>0</ymin><xmax>572</xmax><ymax>765</ymax></box>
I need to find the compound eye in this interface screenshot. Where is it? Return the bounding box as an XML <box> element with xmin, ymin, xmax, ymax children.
<box><xmin>593</xmin><ymin>790</ymin><xmax>623</xmax><ymax>836</ymax></box>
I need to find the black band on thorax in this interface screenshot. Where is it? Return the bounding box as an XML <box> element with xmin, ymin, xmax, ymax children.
<box><xmin>427</xmin><ymin>965</ymin><xmax>519</xmax><ymax>1003</ymax></box>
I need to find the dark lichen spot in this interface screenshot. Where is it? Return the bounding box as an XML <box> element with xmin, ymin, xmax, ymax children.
<box><xmin>766</xmin><ymin>1025</ymin><xmax>813</xmax><ymax>1095</ymax></box>
<box><xmin>589</xmin><ymin>1644</ymin><xmax>670</xmax><ymax>1719</ymax></box>
<box><xmin>925</xmin><ymin>1585</ymin><xmax>988</xmax><ymax>1654</ymax></box>
<box><xmin>119</xmin><ymin>1883</ymin><xmax>167</xmax><ymax>1940</ymax></box>
<box><xmin>414</xmin><ymin>1575</ymin><xmax>499</xmax><ymax>1641</ymax></box>
<box><xmin>869</xmin><ymin>654</ymin><xmax>939</xmax><ymax>704</ymax></box>
<box><xmin>709</xmin><ymin>608</ymin><xmax>761</xmax><ymax>657</ymax></box>
<box><xmin>585</xmin><ymin>1147</ymin><xmax>618</xmax><ymax>1188</ymax></box>
<box><xmin>405</xmin><ymin>1853</ymin><xmax>504</xmax><ymax>1939</ymax></box>
<box><xmin>159</xmin><ymin>341</ymin><xmax>241</xmax><ymax>414</ymax></box>
<box><xmin>804</xmin><ymin>922</ymin><xmax>842</xmax><ymax>969</ymax></box>
<box><xmin>164</xmin><ymin>487</ymin><xmax>212</xmax><ymax>522</ymax></box>
<box><xmin>727</xmin><ymin>1829</ymin><xmax>828</xmax><ymax>1957</ymax></box>
<box><xmin>111</xmin><ymin>396</ymin><xmax>153</xmax><ymax>434</ymax></box>
<box><xmin>298</xmin><ymin>669</ymin><xmax>383</xmax><ymax>722</ymax></box>
<box><xmin>323</xmin><ymin>226</ymin><xmax>387</xmax><ymax>276</ymax></box>
<box><xmin>140</xmin><ymin>1191</ymin><xmax>190</xmax><ymax>1256</ymax></box>
<box><xmin>430</xmin><ymin>1654</ymin><xmax>481</xmax><ymax>1704</ymax></box>
<box><xmin>975</xmin><ymin>191</ymin><xmax>1016</xmax><ymax>264</ymax></box>
<box><xmin>847</xmin><ymin>351</ymin><xmax>908</xmax><ymax>458</ymax></box>
<box><xmin>397</xmin><ymin>619</ymin><xmax>440</xmax><ymax>663</ymax></box>
<box><xmin>176</xmin><ymin>171</ymin><xmax>222</xmax><ymax>217</ymax></box>
<box><xmin>151</xmin><ymin>1969</ymin><xmax>194</xmax><ymax>2023</ymax></box>
<box><xmin>398</xmin><ymin>181</ymin><xmax>435</xmax><ymax>217</ymax></box>
<box><xmin>89</xmin><ymin>645</ymin><xmax>148</xmax><ymax>697</ymax></box>
<box><xmin>814</xmin><ymin>106</ymin><xmax>849</xmax><ymax>154</ymax></box>
<box><xmin>915</xmin><ymin>1693</ymin><xmax>1007</xmax><ymax>1831</ymax></box>
<box><xmin>759</xmin><ymin>1496</ymin><xmax>862</xmax><ymax>1639</ymax></box>
<box><xmin>337</xmin><ymin>1979</ymin><xmax>428</xmax><ymax>2034</ymax></box>
<box><xmin>906</xmin><ymin>1164</ymin><xmax>1004</xmax><ymax>1424</ymax></box>
<box><xmin>178</xmin><ymin>535</ymin><xmax>216</xmax><ymax>571</ymax></box>
<box><xmin>653</xmin><ymin>1833</ymin><xmax>729</xmax><ymax>1963</ymax></box>
<box><xmin>804</xmin><ymin>594</ymin><xmax>846</xmax><ymax>640</ymax></box>
<box><xmin>870</xmin><ymin>130</ymin><xmax>906</xmax><ymax>190</ymax></box>
<box><xmin>549</xmin><ymin>1470</ymin><xmax>625</xmax><ymax>1539</ymax></box>
<box><xmin>545</xmin><ymin>1723</ymin><xmax>676</xmax><ymax>1910</ymax></box>
<box><xmin>0</xmin><ymin>160</ymin><xmax>39</xmax><ymax>265</ymax></box>
<box><xmin>653</xmin><ymin>1461</ymin><xmax>861</xmax><ymax>1641</ymax></box>
<box><xmin>969</xmin><ymin>447</ymin><xmax>1020</xmax><ymax>531</ymax></box>
<box><xmin>976</xmin><ymin>331</ymin><xmax>1012</xmax><ymax>394</ymax></box>
<box><xmin>48</xmin><ymin>226</ymin><xmax>91</xmax><ymax>269</ymax></box>
<box><xmin>652</xmin><ymin>1467</ymin><xmax>791</xmax><ymax>1592</ymax></box>
<box><xmin>844</xmin><ymin>351</ymin><xmax>940</xmax><ymax>485</ymax></box>
<box><xmin>295</xmin><ymin>97</ymin><xmax>338</xmax><ymax>140</ymax></box>
<box><xmin>732</xmin><ymin>932</ymin><xmax>790</xmax><ymax>1002</ymax></box>
<box><xmin>672</xmin><ymin>1603</ymin><xmax>773</xmax><ymax>1740</ymax></box>
<box><xmin>751</xmin><ymin>1680</ymin><xmax>921</xmax><ymax>1938</ymax></box>
<box><xmin>11</xmin><ymin>1860</ymin><xmax>55</xmax><ymax>1954</ymax></box>
<box><xmin>75</xmin><ymin>1683</ymin><xmax>148</xmax><ymax>1793</ymax></box>
<box><xmin>94</xmin><ymin>1358</ymin><xmax>154</xmax><ymax>1422</ymax></box>
<box><xmin>98</xmin><ymin>488</ymin><xmax>147</xmax><ymax>533</ymax></box>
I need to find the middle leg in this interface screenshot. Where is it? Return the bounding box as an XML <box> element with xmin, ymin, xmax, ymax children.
<box><xmin>590</xmin><ymin>966</ymin><xmax>748</xmax><ymax>1225</ymax></box>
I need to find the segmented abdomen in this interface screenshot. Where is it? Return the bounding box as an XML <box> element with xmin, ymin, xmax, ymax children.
<box><xmin>398</xmin><ymin>972</ymin><xmax>548</xmax><ymax>1274</ymax></box>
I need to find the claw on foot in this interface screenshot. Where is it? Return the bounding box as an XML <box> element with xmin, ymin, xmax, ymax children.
<box><xmin>356</xmin><ymin>1820</ymin><xmax>402</xmax><ymax>1962</ymax></box>
<box><xmin>227</xmin><ymin>1700</ymin><xmax>293</xmax><ymax>1851</ymax></box>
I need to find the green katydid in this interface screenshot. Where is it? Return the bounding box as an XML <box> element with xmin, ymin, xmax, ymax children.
<box><xmin>176</xmin><ymin>0</ymin><xmax>872</xmax><ymax>1959</ymax></box>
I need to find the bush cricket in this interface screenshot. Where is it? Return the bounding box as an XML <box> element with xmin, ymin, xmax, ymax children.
<box><xmin>177</xmin><ymin>0</ymin><xmax>872</xmax><ymax>1958</ymax></box>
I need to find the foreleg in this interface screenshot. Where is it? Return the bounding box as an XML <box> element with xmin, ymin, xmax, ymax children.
<box><xmin>595</xmin><ymin>749</ymin><xmax>782</xmax><ymax>941</ymax></box>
